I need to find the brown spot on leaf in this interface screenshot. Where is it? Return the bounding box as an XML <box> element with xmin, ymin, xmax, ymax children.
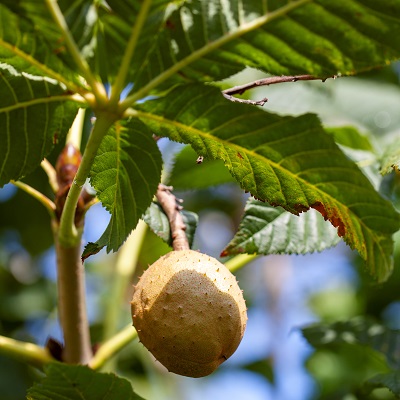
<box><xmin>311</xmin><ymin>202</ymin><xmax>346</xmax><ymax>237</ymax></box>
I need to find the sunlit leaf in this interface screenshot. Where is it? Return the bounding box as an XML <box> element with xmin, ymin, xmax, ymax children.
<box><xmin>82</xmin><ymin>118</ymin><xmax>162</xmax><ymax>260</ymax></box>
<box><xmin>129</xmin><ymin>0</ymin><xmax>400</xmax><ymax>94</ymax></box>
<box><xmin>27</xmin><ymin>363</ymin><xmax>145</xmax><ymax>400</ymax></box>
<box><xmin>136</xmin><ymin>83</ymin><xmax>400</xmax><ymax>281</ymax></box>
<box><xmin>381</xmin><ymin>141</ymin><xmax>400</xmax><ymax>175</ymax></box>
<box><xmin>222</xmin><ymin>197</ymin><xmax>341</xmax><ymax>256</ymax></box>
<box><xmin>0</xmin><ymin>3</ymin><xmax>85</xmax><ymax>90</ymax></box>
<box><xmin>0</xmin><ymin>64</ymin><xmax>79</xmax><ymax>187</ymax></box>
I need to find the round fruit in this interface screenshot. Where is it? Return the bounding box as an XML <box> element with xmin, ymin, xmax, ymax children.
<box><xmin>131</xmin><ymin>249</ymin><xmax>247</xmax><ymax>378</ymax></box>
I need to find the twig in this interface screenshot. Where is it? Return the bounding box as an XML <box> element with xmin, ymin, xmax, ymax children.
<box><xmin>222</xmin><ymin>93</ymin><xmax>268</xmax><ymax>106</ymax></box>
<box><xmin>222</xmin><ymin>74</ymin><xmax>337</xmax><ymax>105</ymax></box>
<box><xmin>119</xmin><ymin>0</ymin><xmax>311</xmax><ymax>110</ymax></box>
<box><xmin>156</xmin><ymin>184</ymin><xmax>189</xmax><ymax>251</ymax></box>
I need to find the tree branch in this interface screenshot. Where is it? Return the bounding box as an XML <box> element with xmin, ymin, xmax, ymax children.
<box><xmin>156</xmin><ymin>184</ymin><xmax>189</xmax><ymax>251</ymax></box>
<box><xmin>222</xmin><ymin>74</ymin><xmax>337</xmax><ymax>105</ymax></box>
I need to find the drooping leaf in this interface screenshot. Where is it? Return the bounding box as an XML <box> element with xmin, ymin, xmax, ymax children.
<box><xmin>136</xmin><ymin>83</ymin><xmax>400</xmax><ymax>281</ymax></box>
<box><xmin>82</xmin><ymin>118</ymin><xmax>162</xmax><ymax>260</ymax></box>
<box><xmin>325</xmin><ymin>126</ymin><xmax>375</xmax><ymax>152</ymax></box>
<box><xmin>27</xmin><ymin>363</ymin><xmax>145</xmax><ymax>400</ymax></box>
<box><xmin>222</xmin><ymin>197</ymin><xmax>341</xmax><ymax>256</ymax></box>
<box><xmin>302</xmin><ymin>317</ymin><xmax>400</xmax><ymax>369</ymax></box>
<box><xmin>128</xmin><ymin>0</ymin><xmax>400</xmax><ymax>95</ymax></box>
<box><xmin>143</xmin><ymin>202</ymin><xmax>198</xmax><ymax>248</ymax></box>
<box><xmin>367</xmin><ymin>371</ymin><xmax>400</xmax><ymax>397</ymax></box>
<box><xmin>0</xmin><ymin>64</ymin><xmax>79</xmax><ymax>187</ymax></box>
<box><xmin>168</xmin><ymin>145</ymin><xmax>235</xmax><ymax>189</ymax></box>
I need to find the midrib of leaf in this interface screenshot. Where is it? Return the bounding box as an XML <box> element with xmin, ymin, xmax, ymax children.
<box><xmin>0</xmin><ymin>38</ymin><xmax>86</xmax><ymax>96</ymax></box>
<box><xmin>130</xmin><ymin>108</ymin><xmax>382</xmax><ymax>259</ymax></box>
<box><xmin>0</xmin><ymin>94</ymin><xmax>84</xmax><ymax>113</ymax></box>
<box><xmin>120</xmin><ymin>0</ymin><xmax>312</xmax><ymax>108</ymax></box>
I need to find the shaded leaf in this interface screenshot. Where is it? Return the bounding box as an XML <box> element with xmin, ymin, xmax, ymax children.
<box><xmin>83</xmin><ymin>119</ymin><xmax>162</xmax><ymax>260</ymax></box>
<box><xmin>136</xmin><ymin>83</ymin><xmax>400</xmax><ymax>281</ymax></box>
<box><xmin>0</xmin><ymin>64</ymin><xmax>79</xmax><ymax>187</ymax></box>
<box><xmin>367</xmin><ymin>370</ymin><xmax>400</xmax><ymax>397</ymax></box>
<box><xmin>325</xmin><ymin>126</ymin><xmax>375</xmax><ymax>152</ymax></box>
<box><xmin>130</xmin><ymin>0</ymin><xmax>400</xmax><ymax>94</ymax></box>
<box><xmin>168</xmin><ymin>145</ymin><xmax>235</xmax><ymax>189</ymax></box>
<box><xmin>222</xmin><ymin>197</ymin><xmax>341</xmax><ymax>256</ymax></box>
<box><xmin>302</xmin><ymin>317</ymin><xmax>400</xmax><ymax>369</ymax></box>
<box><xmin>143</xmin><ymin>202</ymin><xmax>198</xmax><ymax>248</ymax></box>
<box><xmin>27</xmin><ymin>363</ymin><xmax>145</xmax><ymax>400</ymax></box>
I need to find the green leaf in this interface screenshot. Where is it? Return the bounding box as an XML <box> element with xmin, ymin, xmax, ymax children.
<box><xmin>0</xmin><ymin>3</ymin><xmax>84</xmax><ymax>91</ymax></box>
<box><xmin>97</xmin><ymin>0</ymin><xmax>170</xmax><ymax>84</ymax></box>
<box><xmin>381</xmin><ymin>141</ymin><xmax>400</xmax><ymax>175</ymax></box>
<box><xmin>367</xmin><ymin>371</ymin><xmax>400</xmax><ymax>397</ymax></box>
<box><xmin>0</xmin><ymin>64</ymin><xmax>79</xmax><ymax>187</ymax></box>
<box><xmin>82</xmin><ymin>118</ymin><xmax>162</xmax><ymax>260</ymax></box>
<box><xmin>222</xmin><ymin>197</ymin><xmax>341</xmax><ymax>256</ymax></box>
<box><xmin>143</xmin><ymin>202</ymin><xmax>198</xmax><ymax>248</ymax></box>
<box><xmin>27</xmin><ymin>363</ymin><xmax>145</xmax><ymax>400</ymax></box>
<box><xmin>168</xmin><ymin>145</ymin><xmax>235</xmax><ymax>189</ymax></box>
<box><xmin>129</xmin><ymin>0</ymin><xmax>400</xmax><ymax>95</ymax></box>
<box><xmin>302</xmin><ymin>317</ymin><xmax>400</xmax><ymax>369</ymax></box>
<box><xmin>136</xmin><ymin>83</ymin><xmax>400</xmax><ymax>281</ymax></box>
<box><xmin>325</xmin><ymin>126</ymin><xmax>375</xmax><ymax>152</ymax></box>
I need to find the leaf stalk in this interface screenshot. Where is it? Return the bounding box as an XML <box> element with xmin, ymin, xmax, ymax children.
<box><xmin>44</xmin><ymin>0</ymin><xmax>108</xmax><ymax>105</ymax></box>
<box><xmin>0</xmin><ymin>335</ymin><xmax>53</xmax><ymax>368</ymax></box>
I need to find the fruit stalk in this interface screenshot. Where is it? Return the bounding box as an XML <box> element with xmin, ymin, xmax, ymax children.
<box><xmin>156</xmin><ymin>184</ymin><xmax>189</xmax><ymax>251</ymax></box>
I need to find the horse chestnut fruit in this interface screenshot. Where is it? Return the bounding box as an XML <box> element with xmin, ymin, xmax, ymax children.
<box><xmin>131</xmin><ymin>250</ymin><xmax>247</xmax><ymax>378</ymax></box>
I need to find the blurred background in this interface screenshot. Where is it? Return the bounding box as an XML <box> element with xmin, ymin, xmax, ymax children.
<box><xmin>1</xmin><ymin>63</ymin><xmax>400</xmax><ymax>400</ymax></box>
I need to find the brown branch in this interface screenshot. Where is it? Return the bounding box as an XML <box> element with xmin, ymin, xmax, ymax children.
<box><xmin>156</xmin><ymin>184</ymin><xmax>189</xmax><ymax>251</ymax></box>
<box><xmin>222</xmin><ymin>92</ymin><xmax>268</xmax><ymax>106</ymax></box>
<box><xmin>222</xmin><ymin>74</ymin><xmax>337</xmax><ymax>105</ymax></box>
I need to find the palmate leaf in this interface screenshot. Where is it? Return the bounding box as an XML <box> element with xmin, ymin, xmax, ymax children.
<box><xmin>135</xmin><ymin>84</ymin><xmax>400</xmax><ymax>281</ymax></box>
<box><xmin>27</xmin><ymin>363</ymin><xmax>145</xmax><ymax>400</ymax></box>
<box><xmin>82</xmin><ymin>119</ymin><xmax>162</xmax><ymax>260</ymax></box>
<box><xmin>0</xmin><ymin>64</ymin><xmax>79</xmax><ymax>187</ymax></box>
<box><xmin>222</xmin><ymin>197</ymin><xmax>341</xmax><ymax>256</ymax></box>
<box><xmin>129</xmin><ymin>0</ymin><xmax>400</xmax><ymax>94</ymax></box>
